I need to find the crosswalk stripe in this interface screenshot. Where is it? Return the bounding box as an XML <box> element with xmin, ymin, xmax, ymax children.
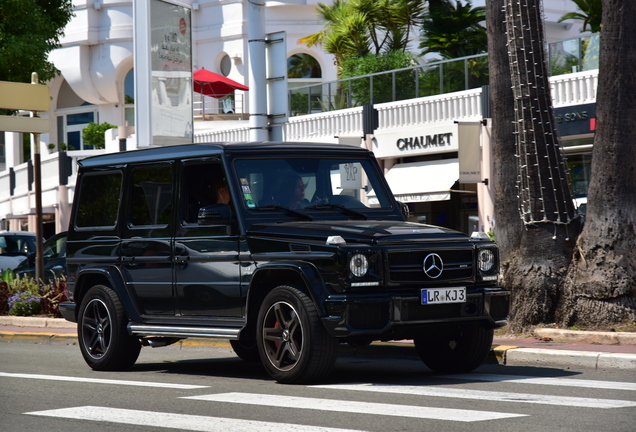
<box><xmin>311</xmin><ymin>383</ymin><xmax>636</xmax><ymax>409</ymax></box>
<box><xmin>182</xmin><ymin>392</ymin><xmax>527</xmax><ymax>422</ymax></box>
<box><xmin>439</xmin><ymin>373</ymin><xmax>636</xmax><ymax>391</ymax></box>
<box><xmin>25</xmin><ymin>406</ymin><xmax>363</xmax><ymax>432</ymax></box>
<box><xmin>0</xmin><ymin>372</ymin><xmax>208</xmax><ymax>389</ymax></box>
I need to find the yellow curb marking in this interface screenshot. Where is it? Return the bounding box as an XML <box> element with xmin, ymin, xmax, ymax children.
<box><xmin>491</xmin><ymin>345</ymin><xmax>520</xmax><ymax>362</ymax></box>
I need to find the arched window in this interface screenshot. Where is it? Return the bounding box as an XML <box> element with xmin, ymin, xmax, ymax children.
<box><xmin>287</xmin><ymin>53</ymin><xmax>321</xmax><ymax>79</ymax></box>
<box><xmin>287</xmin><ymin>53</ymin><xmax>322</xmax><ymax>115</ymax></box>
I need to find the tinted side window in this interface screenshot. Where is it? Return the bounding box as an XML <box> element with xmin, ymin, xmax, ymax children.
<box><xmin>181</xmin><ymin>160</ymin><xmax>226</xmax><ymax>224</ymax></box>
<box><xmin>130</xmin><ymin>164</ymin><xmax>174</xmax><ymax>226</ymax></box>
<box><xmin>76</xmin><ymin>172</ymin><xmax>122</xmax><ymax>228</ymax></box>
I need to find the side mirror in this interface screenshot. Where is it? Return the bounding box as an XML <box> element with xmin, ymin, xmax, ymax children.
<box><xmin>398</xmin><ymin>201</ymin><xmax>410</xmax><ymax>220</ymax></box>
<box><xmin>197</xmin><ymin>204</ymin><xmax>235</xmax><ymax>225</ymax></box>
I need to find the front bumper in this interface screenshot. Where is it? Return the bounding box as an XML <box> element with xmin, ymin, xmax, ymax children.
<box><xmin>321</xmin><ymin>288</ymin><xmax>510</xmax><ymax>338</ymax></box>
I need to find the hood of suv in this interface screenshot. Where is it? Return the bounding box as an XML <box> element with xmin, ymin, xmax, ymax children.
<box><xmin>246</xmin><ymin>220</ymin><xmax>468</xmax><ymax>245</ymax></box>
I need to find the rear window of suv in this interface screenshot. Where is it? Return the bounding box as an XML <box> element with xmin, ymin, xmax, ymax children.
<box><xmin>75</xmin><ymin>172</ymin><xmax>123</xmax><ymax>229</ymax></box>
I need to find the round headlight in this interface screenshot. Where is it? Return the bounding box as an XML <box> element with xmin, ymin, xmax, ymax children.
<box><xmin>478</xmin><ymin>249</ymin><xmax>495</xmax><ymax>272</ymax></box>
<box><xmin>349</xmin><ymin>253</ymin><xmax>369</xmax><ymax>277</ymax></box>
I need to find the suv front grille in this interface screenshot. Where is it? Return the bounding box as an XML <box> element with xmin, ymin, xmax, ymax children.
<box><xmin>387</xmin><ymin>249</ymin><xmax>473</xmax><ymax>283</ymax></box>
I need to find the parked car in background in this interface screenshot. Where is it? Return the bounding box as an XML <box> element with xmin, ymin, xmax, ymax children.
<box><xmin>0</xmin><ymin>231</ymin><xmax>37</xmax><ymax>273</ymax></box>
<box><xmin>14</xmin><ymin>231</ymin><xmax>67</xmax><ymax>280</ymax></box>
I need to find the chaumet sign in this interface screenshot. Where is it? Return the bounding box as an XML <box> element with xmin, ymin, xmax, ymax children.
<box><xmin>396</xmin><ymin>133</ymin><xmax>453</xmax><ymax>151</ymax></box>
<box><xmin>372</xmin><ymin>124</ymin><xmax>459</xmax><ymax>159</ymax></box>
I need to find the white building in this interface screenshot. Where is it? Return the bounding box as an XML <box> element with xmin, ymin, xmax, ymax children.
<box><xmin>0</xmin><ymin>0</ymin><xmax>592</xmax><ymax>237</ymax></box>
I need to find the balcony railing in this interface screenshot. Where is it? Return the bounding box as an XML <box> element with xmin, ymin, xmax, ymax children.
<box><xmin>289</xmin><ymin>34</ymin><xmax>600</xmax><ymax>117</ymax></box>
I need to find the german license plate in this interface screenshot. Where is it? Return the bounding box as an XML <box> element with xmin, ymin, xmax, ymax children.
<box><xmin>421</xmin><ymin>287</ymin><xmax>466</xmax><ymax>304</ymax></box>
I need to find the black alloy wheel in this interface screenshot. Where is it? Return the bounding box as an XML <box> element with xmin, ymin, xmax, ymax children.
<box><xmin>257</xmin><ymin>285</ymin><xmax>337</xmax><ymax>383</ymax></box>
<box><xmin>78</xmin><ymin>285</ymin><xmax>141</xmax><ymax>371</ymax></box>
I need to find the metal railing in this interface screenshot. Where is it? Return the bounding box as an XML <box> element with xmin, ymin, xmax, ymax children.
<box><xmin>289</xmin><ymin>34</ymin><xmax>600</xmax><ymax>117</ymax></box>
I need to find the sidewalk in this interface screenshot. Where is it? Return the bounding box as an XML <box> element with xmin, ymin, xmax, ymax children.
<box><xmin>1</xmin><ymin>316</ymin><xmax>635</xmax><ymax>370</ymax></box>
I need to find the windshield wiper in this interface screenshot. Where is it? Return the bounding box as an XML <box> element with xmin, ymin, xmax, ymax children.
<box><xmin>303</xmin><ymin>204</ymin><xmax>368</xmax><ymax>220</ymax></box>
<box><xmin>253</xmin><ymin>205</ymin><xmax>313</xmax><ymax>221</ymax></box>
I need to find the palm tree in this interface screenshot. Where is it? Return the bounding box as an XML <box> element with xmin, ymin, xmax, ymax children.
<box><xmin>419</xmin><ymin>0</ymin><xmax>487</xmax><ymax>59</ymax></box>
<box><xmin>300</xmin><ymin>0</ymin><xmax>424</xmax><ymax>73</ymax></box>
<box><xmin>558</xmin><ymin>0</ymin><xmax>602</xmax><ymax>33</ymax></box>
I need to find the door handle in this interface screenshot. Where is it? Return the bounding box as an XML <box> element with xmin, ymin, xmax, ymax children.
<box><xmin>173</xmin><ymin>255</ymin><xmax>190</xmax><ymax>265</ymax></box>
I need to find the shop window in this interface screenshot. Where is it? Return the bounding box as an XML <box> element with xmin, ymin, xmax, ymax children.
<box><xmin>567</xmin><ymin>154</ymin><xmax>592</xmax><ymax>198</ymax></box>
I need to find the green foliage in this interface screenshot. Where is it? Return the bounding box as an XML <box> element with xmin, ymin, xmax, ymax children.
<box><xmin>419</xmin><ymin>0</ymin><xmax>487</xmax><ymax>59</ymax></box>
<box><xmin>0</xmin><ymin>270</ymin><xmax>68</xmax><ymax>317</ymax></box>
<box><xmin>39</xmin><ymin>274</ymin><xmax>67</xmax><ymax>317</ymax></box>
<box><xmin>8</xmin><ymin>292</ymin><xmax>42</xmax><ymax>316</ymax></box>
<box><xmin>290</xmin><ymin>92</ymin><xmax>310</xmax><ymax>115</ymax></box>
<box><xmin>301</xmin><ymin>0</ymin><xmax>424</xmax><ymax>73</ymax></box>
<box><xmin>82</xmin><ymin>122</ymin><xmax>117</xmax><ymax>149</ymax></box>
<box><xmin>558</xmin><ymin>0</ymin><xmax>602</xmax><ymax>33</ymax></box>
<box><xmin>341</xmin><ymin>50</ymin><xmax>418</xmax><ymax>104</ymax></box>
<box><xmin>0</xmin><ymin>0</ymin><xmax>74</xmax><ymax>84</ymax></box>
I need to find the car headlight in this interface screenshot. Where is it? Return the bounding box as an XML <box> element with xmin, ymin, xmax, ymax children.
<box><xmin>349</xmin><ymin>253</ymin><xmax>369</xmax><ymax>277</ymax></box>
<box><xmin>478</xmin><ymin>248</ymin><xmax>495</xmax><ymax>272</ymax></box>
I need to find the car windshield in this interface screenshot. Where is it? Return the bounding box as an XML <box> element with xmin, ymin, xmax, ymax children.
<box><xmin>0</xmin><ymin>235</ymin><xmax>36</xmax><ymax>256</ymax></box>
<box><xmin>233</xmin><ymin>156</ymin><xmax>393</xmax><ymax>214</ymax></box>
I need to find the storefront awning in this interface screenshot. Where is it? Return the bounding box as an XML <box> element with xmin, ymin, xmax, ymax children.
<box><xmin>375</xmin><ymin>159</ymin><xmax>459</xmax><ymax>203</ymax></box>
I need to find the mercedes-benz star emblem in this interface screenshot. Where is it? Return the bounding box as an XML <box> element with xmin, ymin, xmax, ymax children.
<box><xmin>423</xmin><ymin>253</ymin><xmax>444</xmax><ymax>279</ymax></box>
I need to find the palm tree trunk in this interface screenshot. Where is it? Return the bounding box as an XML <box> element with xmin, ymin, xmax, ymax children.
<box><xmin>559</xmin><ymin>0</ymin><xmax>636</xmax><ymax>327</ymax></box>
<box><xmin>494</xmin><ymin>0</ymin><xmax>581</xmax><ymax>331</ymax></box>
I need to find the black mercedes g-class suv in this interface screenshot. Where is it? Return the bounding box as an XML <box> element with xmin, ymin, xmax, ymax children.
<box><xmin>59</xmin><ymin>142</ymin><xmax>509</xmax><ymax>383</ymax></box>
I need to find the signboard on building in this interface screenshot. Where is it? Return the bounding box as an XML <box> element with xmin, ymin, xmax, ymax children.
<box><xmin>457</xmin><ymin>122</ymin><xmax>482</xmax><ymax>183</ymax></box>
<box><xmin>371</xmin><ymin>123</ymin><xmax>459</xmax><ymax>159</ymax></box>
<box><xmin>135</xmin><ymin>0</ymin><xmax>193</xmax><ymax>146</ymax></box>
<box><xmin>554</xmin><ymin>103</ymin><xmax>596</xmax><ymax>136</ymax></box>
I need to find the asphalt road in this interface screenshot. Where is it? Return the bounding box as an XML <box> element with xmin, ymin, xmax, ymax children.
<box><xmin>1</xmin><ymin>341</ymin><xmax>635</xmax><ymax>432</ymax></box>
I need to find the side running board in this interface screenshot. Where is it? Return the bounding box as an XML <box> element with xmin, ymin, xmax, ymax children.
<box><xmin>128</xmin><ymin>323</ymin><xmax>241</xmax><ymax>340</ymax></box>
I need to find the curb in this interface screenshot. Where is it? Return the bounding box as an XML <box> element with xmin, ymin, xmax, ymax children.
<box><xmin>0</xmin><ymin>316</ymin><xmax>75</xmax><ymax>329</ymax></box>
<box><xmin>492</xmin><ymin>345</ymin><xmax>636</xmax><ymax>370</ymax></box>
<box><xmin>534</xmin><ymin>327</ymin><xmax>636</xmax><ymax>345</ymax></box>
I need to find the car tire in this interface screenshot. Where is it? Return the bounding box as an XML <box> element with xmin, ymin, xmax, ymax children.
<box><xmin>257</xmin><ymin>285</ymin><xmax>337</xmax><ymax>384</ymax></box>
<box><xmin>78</xmin><ymin>285</ymin><xmax>141</xmax><ymax>371</ymax></box>
<box><xmin>413</xmin><ymin>324</ymin><xmax>493</xmax><ymax>373</ymax></box>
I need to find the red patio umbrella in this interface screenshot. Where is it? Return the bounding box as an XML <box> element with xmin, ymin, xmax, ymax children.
<box><xmin>193</xmin><ymin>68</ymin><xmax>249</xmax><ymax>98</ymax></box>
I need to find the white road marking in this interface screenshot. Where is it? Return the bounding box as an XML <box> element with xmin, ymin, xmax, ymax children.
<box><xmin>439</xmin><ymin>373</ymin><xmax>636</xmax><ymax>391</ymax></box>
<box><xmin>25</xmin><ymin>406</ymin><xmax>365</xmax><ymax>432</ymax></box>
<box><xmin>0</xmin><ymin>372</ymin><xmax>208</xmax><ymax>389</ymax></box>
<box><xmin>310</xmin><ymin>383</ymin><xmax>636</xmax><ymax>409</ymax></box>
<box><xmin>182</xmin><ymin>392</ymin><xmax>527</xmax><ymax>422</ymax></box>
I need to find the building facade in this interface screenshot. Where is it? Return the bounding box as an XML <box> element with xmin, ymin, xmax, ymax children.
<box><xmin>0</xmin><ymin>0</ymin><xmax>592</xmax><ymax>237</ymax></box>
